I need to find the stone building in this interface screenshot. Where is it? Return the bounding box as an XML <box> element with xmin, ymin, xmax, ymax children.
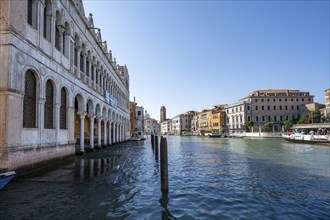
<box><xmin>160</xmin><ymin>106</ymin><xmax>166</xmax><ymax>123</ymax></box>
<box><xmin>171</xmin><ymin>111</ymin><xmax>195</xmax><ymax>135</ymax></box>
<box><xmin>144</xmin><ymin>111</ymin><xmax>159</xmax><ymax>135</ymax></box>
<box><xmin>198</xmin><ymin>109</ymin><xmax>212</xmax><ymax>135</ymax></box>
<box><xmin>160</xmin><ymin>119</ymin><xmax>171</xmax><ymax>135</ymax></box>
<box><xmin>211</xmin><ymin>105</ymin><xmax>226</xmax><ymax>134</ymax></box>
<box><xmin>226</xmin><ymin>89</ymin><xmax>314</xmax><ymax>133</ymax></box>
<box><xmin>129</xmin><ymin>99</ymin><xmax>144</xmax><ymax>139</ymax></box>
<box><xmin>0</xmin><ymin>0</ymin><xmax>130</xmax><ymax>171</ymax></box>
<box><xmin>320</xmin><ymin>88</ymin><xmax>330</xmax><ymax>122</ymax></box>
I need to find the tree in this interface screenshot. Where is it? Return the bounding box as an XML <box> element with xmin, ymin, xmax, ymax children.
<box><xmin>283</xmin><ymin>120</ymin><xmax>293</xmax><ymax>131</ymax></box>
<box><xmin>245</xmin><ymin>121</ymin><xmax>254</xmax><ymax>132</ymax></box>
<box><xmin>297</xmin><ymin>114</ymin><xmax>308</xmax><ymax>124</ymax></box>
<box><xmin>264</xmin><ymin>122</ymin><xmax>274</xmax><ymax>132</ymax></box>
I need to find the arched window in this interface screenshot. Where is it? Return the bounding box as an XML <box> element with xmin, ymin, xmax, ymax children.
<box><xmin>23</xmin><ymin>71</ymin><xmax>37</xmax><ymax>128</ymax></box>
<box><xmin>86</xmin><ymin>58</ymin><xmax>89</xmax><ymax>77</ymax></box>
<box><xmin>60</xmin><ymin>88</ymin><xmax>67</xmax><ymax>129</ymax></box>
<box><xmin>43</xmin><ymin>0</ymin><xmax>52</xmax><ymax>42</ymax></box>
<box><xmin>27</xmin><ymin>0</ymin><xmax>37</xmax><ymax>29</ymax></box>
<box><xmin>44</xmin><ymin>80</ymin><xmax>54</xmax><ymax>129</ymax></box>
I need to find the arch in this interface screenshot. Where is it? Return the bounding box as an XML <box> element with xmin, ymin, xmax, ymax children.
<box><xmin>102</xmin><ymin>107</ymin><xmax>107</xmax><ymax>119</ymax></box>
<box><xmin>44</xmin><ymin>79</ymin><xmax>55</xmax><ymax>129</ymax></box>
<box><xmin>95</xmin><ymin>103</ymin><xmax>101</xmax><ymax>117</ymax></box>
<box><xmin>60</xmin><ymin>86</ymin><xmax>68</xmax><ymax>129</ymax></box>
<box><xmin>43</xmin><ymin>0</ymin><xmax>52</xmax><ymax>42</ymax></box>
<box><xmin>23</xmin><ymin>70</ymin><xmax>38</xmax><ymax>128</ymax></box>
<box><xmin>73</xmin><ymin>93</ymin><xmax>85</xmax><ymax>112</ymax></box>
<box><xmin>87</xmin><ymin>99</ymin><xmax>94</xmax><ymax>115</ymax></box>
<box><xmin>74</xmin><ymin>33</ymin><xmax>80</xmax><ymax>67</ymax></box>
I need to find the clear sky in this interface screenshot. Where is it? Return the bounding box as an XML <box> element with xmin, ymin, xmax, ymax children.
<box><xmin>83</xmin><ymin>0</ymin><xmax>329</xmax><ymax>121</ymax></box>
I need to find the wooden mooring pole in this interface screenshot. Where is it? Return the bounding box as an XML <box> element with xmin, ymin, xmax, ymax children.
<box><xmin>151</xmin><ymin>134</ymin><xmax>154</xmax><ymax>150</ymax></box>
<box><xmin>155</xmin><ymin>135</ymin><xmax>159</xmax><ymax>160</ymax></box>
<box><xmin>160</xmin><ymin>136</ymin><xmax>168</xmax><ymax>192</ymax></box>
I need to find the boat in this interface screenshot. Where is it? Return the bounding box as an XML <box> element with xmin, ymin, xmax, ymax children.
<box><xmin>0</xmin><ymin>171</ymin><xmax>16</xmax><ymax>190</ymax></box>
<box><xmin>209</xmin><ymin>134</ymin><xmax>222</xmax><ymax>138</ymax></box>
<box><xmin>282</xmin><ymin>123</ymin><xmax>330</xmax><ymax>146</ymax></box>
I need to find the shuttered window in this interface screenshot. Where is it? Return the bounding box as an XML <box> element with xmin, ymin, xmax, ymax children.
<box><xmin>44</xmin><ymin>80</ymin><xmax>54</xmax><ymax>129</ymax></box>
<box><xmin>60</xmin><ymin>88</ymin><xmax>67</xmax><ymax>129</ymax></box>
<box><xmin>23</xmin><ymin>71</ymin><xmax>37</xmax><ymax>128</ymax></box>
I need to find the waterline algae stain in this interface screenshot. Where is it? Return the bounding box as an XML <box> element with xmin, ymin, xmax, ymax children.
<box><xmin>0</xmin><ymin>137</ymin><xmax>329</xmax><ymax>219</ymax></box>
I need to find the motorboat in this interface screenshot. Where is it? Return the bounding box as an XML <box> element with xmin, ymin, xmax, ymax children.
<box><xmin>0</xmin><ymin>171</ymin><xmax>15</xmax><ymax>190</ymax></box>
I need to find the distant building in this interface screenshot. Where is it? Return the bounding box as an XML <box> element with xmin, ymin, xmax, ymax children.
<box><xmin>129</xmin><ymin>100</ymin><xmax>144</xmax><ymax>139</ymax></box>
<box><xmin>211</xmin><ymin>105</ymin><xmax>226</xmax><ymax>134</ymax></box>
<box><xmin>320</xmin><ymin>88</ymin><xmax>330</xmax><ymax>122</ymax></box>
<box><xmin>171</xmin><ymin>111</ymin><xmax>195</xmax><ymax>135</ymax></box>
<box><xmin>144</xmin><ymin>111</ymin><xmax>159</xmax><ymax>135</ymax></box>
<box><xmin>160</xmin><ymin>119</ymin><xmax>172</xmax><ymax>135</ymax></box>
<box><xmin>224</xmin><ymin>101</ymin><xmax>248</xmax><ymax>133</ymax></box>
<box><xmin>198</xmin><ymin>109</ymin><xmax>213</xmax><ymax>135</ymax></box>
<box><xmin>191</xmin><ymin>112</ymin><xmax>199</xmax><ymax>135</ymax></box>
<box><xmin>227</xmin><ymin>89</ymin><xmax>314</xmax><ymax>133</ymax></box>
<box><xmin>160</xmin><ymin>106</ymin><xmax>166</xmax><ymax>123</ymax></box>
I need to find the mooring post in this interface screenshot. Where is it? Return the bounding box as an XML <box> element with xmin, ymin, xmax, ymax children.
<box><xmin>151</xmin><ymin>134</ymin><xmax>154</xmax><ymax>150</ymax></box>
<box><xmin>160</xmin><ymin>136</ymin><xmax>168</xmax><ymax>192</ymax></box>
<box><xmin>155</xmin><ymin>135</ymin><xmax>159</xmax><ymax>160</ymax></box>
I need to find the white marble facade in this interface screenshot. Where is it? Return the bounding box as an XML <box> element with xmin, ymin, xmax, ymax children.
<box><xmin>0</xmin><ymin>0</ymin><xmax>130</xmax><ymax>171</ymax></box>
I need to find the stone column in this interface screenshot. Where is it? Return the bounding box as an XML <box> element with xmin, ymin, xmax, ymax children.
<box><xmin>113</xmin><ymin>123</ymin><xmax>116</xmax><ymax>143</ymax></box>
<box><xmin>108</xmin><ymin>121</ymin><xmax>112</xmax><ymax>145</ymax></box>
<box><xmin>55</xmin><ymin>103</ymin><xmax>61</xmax><ymax>143</ymax></box>
<box><xmin>69</xmin><ymin>37</ymin><xmax>74</xmax><ymax>72</ymax></box>
<box><xmin>68</xmin><ymin>107</ymin><xmax>75</xmax><ymax>143</ymax></box>
<box><xmin>89</xmin><ymin>115</ymin><xmax>95</xmax><ymax>150</ymax></box>
<box><xmin>37</xmin><ymin>0</ymin><xmax>45</xmax><ymax>46</ymax></box>
<box><xmin>38</xmin><ymin>99</ymin><xmax>46</xmax><ymax>145</ymax></box>
<box><xmin>51</xmin><ymin>15</ymin><xmax>56</xmax><ymax>54</ymax></box>
<box><xmin>103</xmin><ymin>119</ymin><xmax>107</xmax><ymax>146</ymax></box>
<box><xmin>76</xmin><ymin>46</ymin><xmax>82</xmax><ymax>78</ymax></box>
<box><xmin>57</xmin><ymin>25</ymin><xmax>65</xmax><ymax>53</ymax></box>
<box><xmin>78</xmin><ymin>112</ymin><xmax>86</xmax><ymax>154</ymax></box>
<box><xmin>97</xmin><ymin>117</ymin><xmax>102</xmax><ymax>148</ymax></box>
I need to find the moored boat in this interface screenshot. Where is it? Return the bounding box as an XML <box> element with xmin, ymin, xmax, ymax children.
<box><xmin>0</xmin><ymin>171</ymin><xmax>16</xmax><ymax>190</ymax></box>
<box><xmin>209</xmin><ymin>134</ymin><xmax>222</xmax><ymax>138</ymax></box>
<box><xmin>282</xmin><ymin>123</ymin><xmax>330</xmax><ymax>146</ymax></box>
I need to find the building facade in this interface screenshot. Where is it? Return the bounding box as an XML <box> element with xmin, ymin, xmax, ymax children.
<box><xmin>321</xmin><ymin>88</ymin><xmax>330</xmax><ymax>122</ymax></box>
<box><xmin>130</xmin><ymin>100</ymin><xmax>144</xmax><ymax>139</ymax></box>
<box><xmin>198</xmin><ymin>109</ymin><xmax>212</xmax><ymax>135</ymax></box>
<box><xmin>0</xmin><ymin>0</ymin><xmax>130</xmax><ymax>171</ymax></box>
<box><xmin>160</xmin><ymin>106</ymin><xmax>166</xmax><ymax>123</ymax></box>
<box><xmin>211</xmin><ymin>105</ymin><xmax>226</xmax><ymax>134</ymax></box>
<box><xmin>227</xmin><ymin>89</ymin><xmax>314</xmax><ymax>133</ymax></box>
<box><xmin>160</xmin><ymin>119</ymin><xmax>171</xmax><ymax>135</ymax></box>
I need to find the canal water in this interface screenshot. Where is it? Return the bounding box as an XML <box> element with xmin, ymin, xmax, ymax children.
<box><xmin>0</xmin><ymin>136</ymin><xmax>329</xmax><ymax>219</ymax></box>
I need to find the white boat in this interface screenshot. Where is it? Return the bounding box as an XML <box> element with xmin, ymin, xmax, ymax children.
<box><xmin>282</xmin><ymin>123</ymin><xmax>330</xmax><ymax>146</ymax></box>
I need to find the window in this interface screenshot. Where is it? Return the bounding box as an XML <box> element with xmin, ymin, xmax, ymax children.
<box><xmin>247</xmin><ymin>106</ymin><xmax>250</xmax><ymax>111</ymax></box>
<box><xmin>247</xmin><ymin>116</ymin><xmax>251</xmax><ymax>121</ymax></box>
<box><xmin>262</xmin><ymin>106</ymin><xmax>264</xmax><ymax>110</ymax></box>
<box><xmin>23</xmin><ymin>71</ymin><xmax>37</xmax><ymax>128</ymax></box>
<box><xmin>60</xmin><ymin>88</ymin><xmax>67</xmax><ymax>129</ymax></box>
<box><xmin>274</xmin><ymin>106</ymin><xmax>276</xmax><ymax>110</ymax></box>
<box><xmin>273</xmin><ymin>99</ymin><xmax>276</xmax><ymax>102</ymax></box>
<box><xmin>285</xmin><ymin>105</ymin><xmax>288</xmax><ymax>110</ymax></box>
<box><xmin>267</xmin><ymin>106</ymin><xmax>270</xmax><ymax>110</ymax></box>
<box><xmin>255</xmin><ymin>99</ymin><xmax>258</xmax><ymax>102</ymax></box>
<box><xmin>255</xmin><ymin>106</ymin><xmax>258</xmax><ymax>110</ymax></box>
<box><xmin>297</xmin><ymin>106</ymin><xmax>299</xmax><ymax>110</ymax></box>
<box><xmin>279</xmin><ymin>106</ymin><xmax>282</xmax><ymax>110</ymax></box>
<box><xmin>261</xmin><ymin>99</ymin><xmax>264</xmax><ymax>102</ymax></box>
<box><xmin>44</xmin><ymin>80</ymin><xmax>54</xmax><ymax>129</ymax></box>
<box><xmin>280</xmin><ymin>116</ymin><xmax>283</xmax><ymax>121</ymax></box>
<box><xmin>291</xmin><ymin>105</ymin><xmax>294</xmax><ymax>110</ymax></box>
<box><xmin>256</xmin><ymin>116</ymin><xmax>259</xmax><ymax>121</ymax></box>
<box><xmin>262</xmin><ymin>116</ymin><xmax>265</xmax><ymax>121</ymax></box>
<box><xmin>27</xmin><ymin>0</ymin><xmax>37</xmax><ymax>29</ymax></box>
<box><xmin>43</xmin><ymin>0</ymin><xmax>52</xmax><ymax>42</ymax></box>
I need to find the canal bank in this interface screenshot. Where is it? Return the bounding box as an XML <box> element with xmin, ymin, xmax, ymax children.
<box><xmin>1</xmin><ymin>137</ymin><xmax>329</xmax><ymax>219</ymax></box>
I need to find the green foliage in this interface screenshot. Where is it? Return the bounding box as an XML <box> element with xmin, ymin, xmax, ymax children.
<box><xmin>245</xmin><ymin>121</ymin><xmax>254</xmax><ymax>132</ymax></box>
<box><xmin>297</xmin><ymin>114</ymin><xmax>308</xmax><ymax>124</ymax></box>
<box><xmin>264</xmin><ymin>122</ymin><xmax>274</xmax><ymax>132</ymax></box>
<box><xmin>283</xmin><ymin>120</ymin><xmax>294</xmax><ymax>131</ymax></box>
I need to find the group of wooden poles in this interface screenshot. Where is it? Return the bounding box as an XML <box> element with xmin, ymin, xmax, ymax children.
<box><xmin>151</xmin><ymin>134</ymin><xmax>168</xmax><ymax>192</ymax></box>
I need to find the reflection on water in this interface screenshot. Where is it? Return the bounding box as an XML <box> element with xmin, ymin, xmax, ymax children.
<box><xmin>0</xmin><ymin>137</ymin><xmax>329</xmax><ymax>219</ymax></box>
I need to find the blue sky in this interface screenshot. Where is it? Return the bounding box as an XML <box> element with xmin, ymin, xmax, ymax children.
<box><xmin>83</xmin><ymin>0</ymin><xmax>329</xmax><ymax>120</ymax></box>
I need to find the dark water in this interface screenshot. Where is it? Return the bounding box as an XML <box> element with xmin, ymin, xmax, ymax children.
<box><xmin>1</xmin><ymin>137</ymin><xmax>329</xmax><ymax>219</ymax></box>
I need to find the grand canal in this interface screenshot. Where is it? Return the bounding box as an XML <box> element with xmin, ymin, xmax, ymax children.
<box><xmin>1</xmin><ymin>136</ymin><xmax>329</xmax><ymax>219</ymax></box>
